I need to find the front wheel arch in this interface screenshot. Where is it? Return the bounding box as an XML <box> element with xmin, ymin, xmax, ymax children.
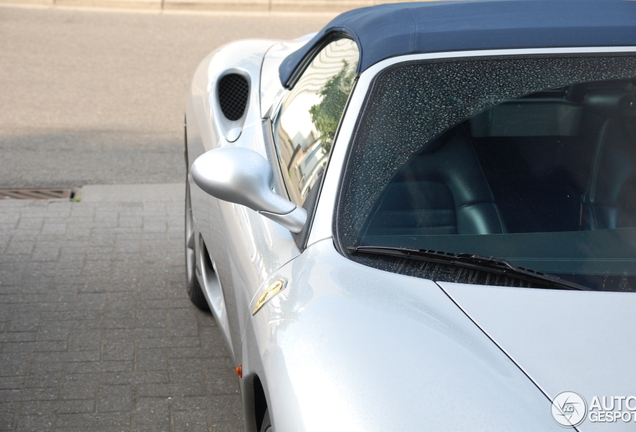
<box><xmin>252</xmin><ymin>375</ymin><xmax>269</xmax><ymax>432</ymax></box>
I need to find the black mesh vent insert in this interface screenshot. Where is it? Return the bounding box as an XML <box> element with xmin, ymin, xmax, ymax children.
<box><xmin>218</xmin><ymin>74</ymin><xmax>249</xmax><ymax>121</ymax></box>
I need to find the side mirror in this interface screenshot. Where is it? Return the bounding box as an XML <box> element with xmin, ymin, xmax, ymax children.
<box><xmin>191</xmin><ymin>147</ymin><xmax>307</xmax><ymax>233</ymax></box>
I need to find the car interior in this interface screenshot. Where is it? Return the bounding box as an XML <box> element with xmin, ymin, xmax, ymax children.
<box><xmin>362</xmin><ymin>79</ymin><xmax>636</xmax><ymax>239</ymax></box>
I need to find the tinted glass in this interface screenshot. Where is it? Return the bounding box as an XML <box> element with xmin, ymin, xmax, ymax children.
<box><xmin>337</xmin><ymin>55</ymin><xmax>636</xmax><ymax>291</ymax></box>
<box><xmin>274</xmin><ymin>38</ymin><xmax>359</xmax><ymax>206</ymax></box>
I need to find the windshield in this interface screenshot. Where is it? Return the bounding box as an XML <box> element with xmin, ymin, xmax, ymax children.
<box><xmin>336</xmin><ymin>54</ymin><xmax>636</xmax><ymax>291</ymax></box>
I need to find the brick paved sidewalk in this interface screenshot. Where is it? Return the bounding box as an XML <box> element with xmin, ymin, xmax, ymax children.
<box><xmin>0</xmin><ymin>184</ymin><xmax>242</xmax><ymax>432</ymax></box>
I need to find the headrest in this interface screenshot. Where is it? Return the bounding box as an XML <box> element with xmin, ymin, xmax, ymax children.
<box><xmin>584</xmin><ymin>87</ymin><xmax>636</xmax><ymax>117</ymax></box>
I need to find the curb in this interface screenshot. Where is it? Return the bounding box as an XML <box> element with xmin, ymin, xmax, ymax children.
<box><xmin>80</xmin><ymin>183</ymin><xmax>184</xmax><ymax>202</ymax></box>
<box><xmin>0</xmin><ymin>0</ymin><xmax>419</xmax><ymax>12</ymax></box>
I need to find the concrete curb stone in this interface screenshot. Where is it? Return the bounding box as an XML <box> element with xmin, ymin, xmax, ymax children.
<box><xmin>0</xmin><ymin>0</ymin><xmax>422</xmax><ymax>13</ymax></box>
<box><xmin>81</xmin><ymin>183</ymin><xmax>184</xmax><ymax>203</ymax></box>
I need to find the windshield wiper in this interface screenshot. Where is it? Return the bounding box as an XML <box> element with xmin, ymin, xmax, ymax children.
<box><xmin>347</xmin><ymin>246</ymin><xmax>590</xmax><ymax>291</ymax></box>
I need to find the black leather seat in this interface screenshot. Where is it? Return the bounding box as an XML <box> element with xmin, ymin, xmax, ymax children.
<box><xmin>583</xmin><ymin>115</ymin><xmax>636</xmax><ymax>229</ymax></box>
<box><xmin>580</xmin><ymin>85</ymin><xmax>636</xmax><ymax>229</ymax></box>
<box><xmin>364</xmin><ymin>127</ymin><xmax>506</xmax><ymax>238</ymax></box>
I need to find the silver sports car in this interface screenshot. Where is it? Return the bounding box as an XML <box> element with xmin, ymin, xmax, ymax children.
<box><xmin>184</xmin><ymin>1</ymin><xmax>636</xmax><ymax>431</ymax></box>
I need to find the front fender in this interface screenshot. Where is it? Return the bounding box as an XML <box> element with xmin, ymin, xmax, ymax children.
<box><xmin>243</xmin><ymin>239</ymin><xmax>561</xmax><ymax>432</ymax></box>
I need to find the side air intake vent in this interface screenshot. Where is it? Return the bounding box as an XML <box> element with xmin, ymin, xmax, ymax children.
<box><xmin>218</xmin><ymin>74</ymin><xmax>249</xmax><ymax>121</ymax></box>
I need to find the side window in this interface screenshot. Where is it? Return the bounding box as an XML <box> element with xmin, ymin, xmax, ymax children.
<box><xmin>274</xmin><ymin>38</ymin><xmax>359</xmax><ymax>206</ymax></box>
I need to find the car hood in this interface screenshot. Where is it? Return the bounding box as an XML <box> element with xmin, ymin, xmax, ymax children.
<box><xmin>440</xmin><ymin>282</ymin><xmax>636</xmax><ymax>431</ymax></box>
<box><xmin>249</xmin><ymin>239</ymin><xmax>564</xmax><ymax>432</ymax></box>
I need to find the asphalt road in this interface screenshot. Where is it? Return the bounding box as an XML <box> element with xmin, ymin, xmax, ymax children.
<box><xmin>0</xmin><ymin>5</ymin><xmax>335</xmax><ymax>188</ymax></box>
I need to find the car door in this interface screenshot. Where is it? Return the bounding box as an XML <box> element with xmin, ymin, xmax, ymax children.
<box><xmin>204</xmin><ymin>36</ymin><xmax>361</xmax><ymax>364</ymax></box>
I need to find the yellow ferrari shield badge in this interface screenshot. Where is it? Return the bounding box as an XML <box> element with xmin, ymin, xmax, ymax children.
<box><xmin>252</xmin><ymin>279</ymin><xmax>286</xmax><ymax>315</ymax></box>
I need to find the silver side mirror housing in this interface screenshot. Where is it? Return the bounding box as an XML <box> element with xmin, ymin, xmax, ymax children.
<box><xmin>191</xmin><ymin>147</ymin><xmax>307</xmax><ymax>233</ymax></box>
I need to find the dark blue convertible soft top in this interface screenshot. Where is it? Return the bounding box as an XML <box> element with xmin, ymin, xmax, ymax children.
<box><xmin>279</xmin><ymin>0</ymin><xmax>636</xmax><ymax>88</ymax></box>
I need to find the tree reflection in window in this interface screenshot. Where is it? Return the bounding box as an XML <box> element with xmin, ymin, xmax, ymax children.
<box><xmin>275</xmin><ymin>38</ymin><xmax>359</xmax><ymax>206</ymax></box>
<box><xmin>310</xmin><ymin>60</ymin><xmax>356</xmax><ymax>154</ymax></box>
